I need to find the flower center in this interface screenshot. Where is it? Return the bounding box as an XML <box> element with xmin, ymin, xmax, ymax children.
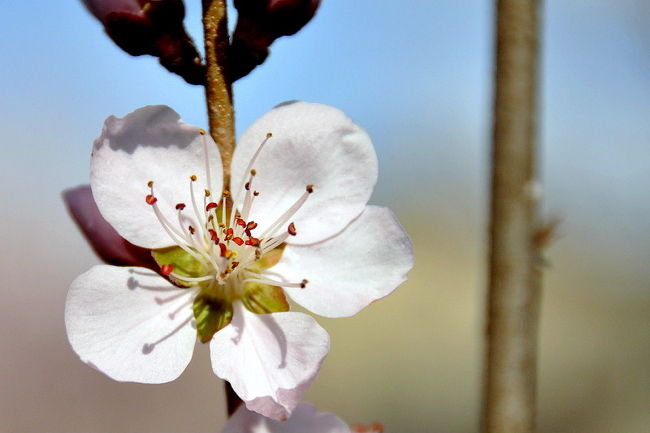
<box><xmin>144</xmin><ymin>130</ymin><xmax>310</xmax><ymax>301</ymax></box>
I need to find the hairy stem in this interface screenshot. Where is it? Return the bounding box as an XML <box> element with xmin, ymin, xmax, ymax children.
<box><xmin>203</xmin><ymin>0</ymin><xmax>235</xmax><ymax>186</ymax></box>
<box><xmin>482</xmin><ymin>0</ymin><xmax>542</xmax><ymax>432</ymax></box>
<box><xmin>202</xmin><ymin>0</ymin><xmax>241</xmax><ymax>416</ymax></box>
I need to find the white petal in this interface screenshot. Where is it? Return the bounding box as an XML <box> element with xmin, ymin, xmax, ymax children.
<box><xmin>91</xmin><ymin>105</ymin><xmax>223</xmax><ymax>248</ymax></box>
<box><xmin>210</xmin><ymin>302</ymin><xmax>329</xmax><ymax>421</ymax></box>
<box><xmin>273</xmin><ymin>206</ymin><xmax>414</xmax><ymax>318</ymax></box>
<box><xmin>231</xmin><ymin>101</ymin><xmax>377</xmax><ymax>245</ymax></box>
<box><xmin>222</xmin><ymin>402</ymin><xmax>351</xmax><ymax>433</ymax></box>
<box><xmin>65</xmin><ymin>265</ymin><xmax>197</xmax><ymax>383</ymax></box>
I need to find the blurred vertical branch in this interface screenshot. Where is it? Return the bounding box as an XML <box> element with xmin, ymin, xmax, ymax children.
<box><xmin>482</xmin><ymin>0</ymin><xmax>542</xmax><ymax>432</ymax></box>
<box><xmin>203</xmin><ymin>0</ymin><xmax>235</xmax><ymax>185</ymax></box>
<box><xmin>201</xmin><ymin>0</ymin><xmax>241</xmax><ymax>416</ymax></box>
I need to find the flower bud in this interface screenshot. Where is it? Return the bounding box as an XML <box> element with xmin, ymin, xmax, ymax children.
<box><xmin>230</xmin><ymin>0</ymin><xmax>321</xmax><ymax>81</ymax></box>
<box><xmin>81</xmin><ymin>0</ymin><xmax>205</xmax><ymax>84</ymax></box>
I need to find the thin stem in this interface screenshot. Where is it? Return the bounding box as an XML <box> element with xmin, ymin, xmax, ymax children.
<box><xmin>201</xmin><ymin>0</ymin><xmax>241</xmax><ymax>417</ymax></box>
<box><xmin>203</xmin><ymin>0</ymin><xmax>236</xmax><ymax>187</ymax></box>
<box><xmin>482</xmin><ymin>1</ymin><xmax>543</xmax><ymax>432</ymax></box>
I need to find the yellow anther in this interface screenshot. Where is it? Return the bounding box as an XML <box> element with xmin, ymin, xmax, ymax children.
<box><xmin>306</xmin><ymin>184</ymin><xmax>314</xmax><ymax>193</ymax></box>
<box><xmin>204</xmin><ymin>189</ymin><xmax>211</xmax><ymax>197</ymax></box>
<box><xmin>147</xmin><ymin>180</ymin><xmax>154</xmax><ymax>188</ymax></box>
<box><xmin>222</xmin><ymin>190</ymin><xmax>230</xmax><ymax>197</ymax></box>
<box><xmin>198</xmin><ymin>128</ymin><xmax>206</xmax><ymax>135</ymax></box>
<box><xmin>266</xmin><ymin>132</ymin><xmax>273</xmax><ymax>138</ymax></box>
<box><xmin>250</xmin><ymin>169</ymin><xmax>257</xmax><ymax>176</ymax></box>
<box><xmin>190</xmin><ymin>175</ymin><xmax>197</xmax><ymax>181</ymax></box>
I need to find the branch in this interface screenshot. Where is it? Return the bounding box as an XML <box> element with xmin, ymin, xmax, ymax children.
<box><xmin>203</xmin><ymin>0</ymin><xmax>236</xmax><ymax>186</ymax></box>
<box><xmin>482</xmin><ymin>0</ymin><xmax>543</xmax><ymax>432</ymax></box>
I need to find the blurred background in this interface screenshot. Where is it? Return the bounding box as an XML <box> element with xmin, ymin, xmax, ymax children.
<box><xmin>1</xmin><ymin>1</ymin><xmax>649</xmax><ymax>432</ymax></box>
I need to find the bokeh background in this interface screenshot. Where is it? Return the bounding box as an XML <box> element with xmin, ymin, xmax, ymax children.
<box><xmin>1</xmin><ymin>1</ymin><xmax>649</xmax><ymax>432</ymax></box>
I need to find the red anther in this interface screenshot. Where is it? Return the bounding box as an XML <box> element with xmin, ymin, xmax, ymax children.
<box><xmin>160</xmin><ymin>264</ymin><xmax>174</xmax><ymax>276</ymax></box>
<box><xmin>300</xmin><ymin>279</ymin><xmax>308</xmax><ymax>288</ymax></box>
<box><xmin>175</xmin><ymin>203</ymin><xmax>186</xmax><ymax>210</ymax></box>
<box><xmin>288</xmin><ymin>222</ymin><xmax>297</xmax><ymax>236</ymax></box>
<box><xmin>246</xmin><ymin>221</ymin><xmax>258</xmax><ymax>230</ymax></box>
<box><xmin>236</xmin><ymin>218</ymin><xmax>246</xmax><ymax>227</ymax></box>
<box><xmin>253</xmin><ymin>191</ymin><xmax>260</xmax><ymax>196</ymax></box>
<box><xmin>225</xmin><ymin>228</ymin><xmax>234</xmax><ymax>235</ymax></box>
<box><xmin>371</xmin><ymin>423</ymin><xmax>384</xmax><ymax>433</ymax></box>
<box><xmin>205</xmin><ymin>202</ymin><xmax>218</xmax><ymax>211</ymax></box>
<box><xmin>245</xmin><ymin>181</ymin><xmax>250</xmax><ymax>191</ymax></box>
<box><xmin>208</xmin><ymin>229</ymin><xmax>219</xmax><ymax>242</ymax></box>
<box><xmin>219</xmin><ymin>243</ymin><xmax>228</xmax><ymax>257</ymax></box>
<box><xmin>245</xmin><ymin>237</ymin><xmax>260</xmax><ymax>247</ymax></box>
<box><xmin>145</xmin><ymin>194</ymin><xmax>157</xmax><ymax>205</ymax></box>
<box><xmin>232</xmin><ymin>237</ymin><xmax>244</xmax><ymax>246</ymax></box>
<box><xmin>188</xmin><ymin>225</ymin><xmax>196</xmax><ymax>235</ymax></box>
<box><xmin>245</xmin><ymin>229</ymin><xmax>251</xmax><ymax>237</ymax></box>
<box><xmin>231</xmin><ymin>261</ymin><xmax>240</xmax><ymax>269</ymax></box>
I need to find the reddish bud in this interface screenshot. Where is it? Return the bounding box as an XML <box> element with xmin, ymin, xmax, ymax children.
<box><xmin>230</xmin><ymin>0</ymin><xmax>321</xmax><ymax>81</ymax></box>
<box><xmin>82</xmin><ymin>0</ymin><xmax>205</xmax><ymax>85</ymax></box>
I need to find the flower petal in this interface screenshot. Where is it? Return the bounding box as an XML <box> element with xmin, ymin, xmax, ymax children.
<box><xmin>65</xmin><ymin>265</ymin><xmax>197</xmax><ymax>383</ymax></box>
<box><xmin>91</xmin><ymin>105</ymin><xmax>223</xmax><ymax>249</ymax></box>
<box><xmin>63</xmin><ymin>185</ymin><xmax>158</xmax><ymax>269</ymax></box>
<box><xmin>273</xmin><ymin>205</ymin><xmax>414</xmax><ymax>318</ymax></box>
<box><xmin>223</xmin><ymin>402</ymin><xmax>351</xmax><ymax>433</ymax></box>
<box><xmin>210</xmin><ymin>302</ymin><xmax>329</xmax><ymax>421</ymax></box>
<box><xmin>231</xmin><ymin>101</ymin><xmax>377</xmax><ymax>245</ymax></box>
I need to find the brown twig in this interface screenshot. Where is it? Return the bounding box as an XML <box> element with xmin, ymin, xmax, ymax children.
<box><xmin>201</xmin><ymin>0</ymin><xmax>241</xmax><ymax>416</ymax></box>
<box><xmin>482</xmin><ymin>1</ymin><xmax>543</xmax><ymax>432</ymax></box>
<box><xmin>202</xmin><ymin>0</ymin><xmax>236</xmax><ymax>186</ymax></box>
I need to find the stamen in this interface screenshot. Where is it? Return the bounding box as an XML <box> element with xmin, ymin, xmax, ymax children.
<box><xmin>175</xmin><ymin>203</ymin><xmax>186</xmax><ymax>210</ymax></box>
<box><xmin>200</xmin><ymin>130</ymin><xmax>213</xmax><ymax>193</ymax></box>
<box><xmin>160</xmin><ymin>264</ymin><xmax>174</xmax><ymax>276</ymax></box>
<box><xmin>145</xmin><ymin>195</ymin><xmax>157</xmax><ymax>205</ymax></box>
<box><xmin>241</xmin><ymin>275</ymin><xmax>308</xmax><ymax>289</ymax></box>
<box><xmin>232</xmin><ymin>237</ymin><xmax>244</xmax><ymax>246</ymax></box>
<box><xmin>168</xmin><ymin>272</ymin><xmax>215</xmax><ymax>283</ymax></box>
<box><xmin>287</xmin><ymin>222</ymin><xmax>297</xmax><ymax>236</ymax></box>
<box><xmin>259</xmin><ymin>187</ymin><xmax>312</xmax><ymax>239</ymax></box>
<box><xmin>206</xmin><ymin>202</ymin><xmax>218</xmax><ymax>211</ymax></box>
